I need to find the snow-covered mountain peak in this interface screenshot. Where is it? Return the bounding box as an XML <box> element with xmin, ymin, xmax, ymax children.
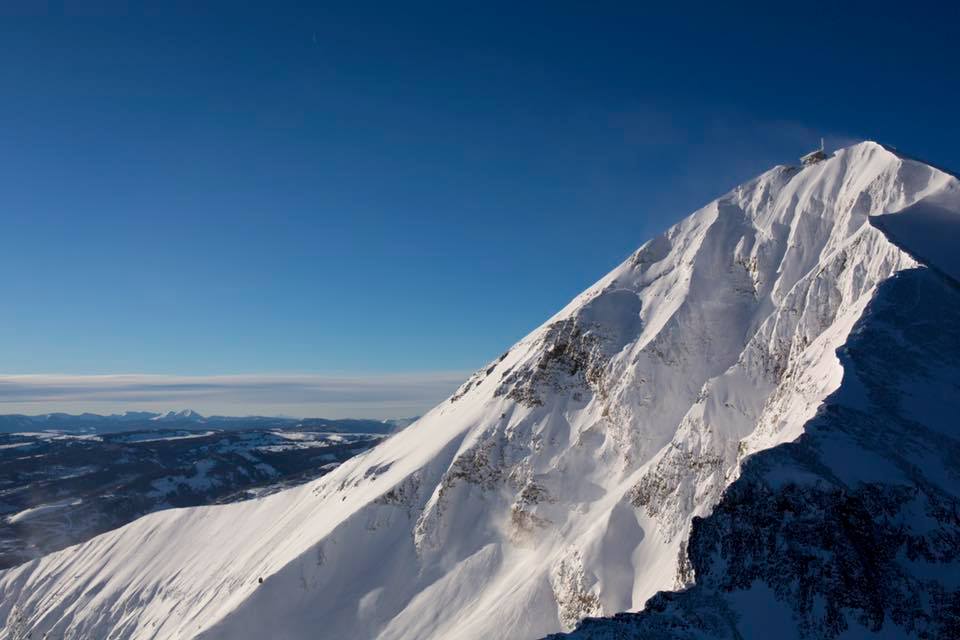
<box><xmin>151</xmin><ymin>408</ymin><xmax>203</xmax><ymax>421</ymax></box>
<box><xmin>2</xmin><ymin>143</ymin><xmax>958</xmax><ymax>640</ymax></box>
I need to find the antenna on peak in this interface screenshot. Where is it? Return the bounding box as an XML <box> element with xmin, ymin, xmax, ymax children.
<box><xmin>800</xmin><ymin>138</ymin><xmax>828</xmax><ymax>166</ymax></box>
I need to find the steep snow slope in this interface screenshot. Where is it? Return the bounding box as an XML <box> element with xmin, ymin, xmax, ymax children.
<box><xmin>548</xmin><ymin>264</ymin><xmax>960</xmax><ymax>640</ymax></box>
<box><xmin>2</xmin><ymin>142</ymin><xmax>957</xmax><ymax>640</ymax></box>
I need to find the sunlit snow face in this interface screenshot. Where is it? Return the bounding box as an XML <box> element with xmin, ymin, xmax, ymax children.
<box><xmin>4</xmin><ymin>143</ymin><xmax>959</xmax><ymax>640</ymax></box>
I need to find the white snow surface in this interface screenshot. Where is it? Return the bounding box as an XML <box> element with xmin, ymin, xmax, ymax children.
<box><xmin>5</xmin><ymin>500</ymin><xmax>84</xmax><ymax>526</ymax></box>
<box><xmin>2</xmin><ymin>142</ymin><xmax>958</xmax><ymax>640</ymax></box>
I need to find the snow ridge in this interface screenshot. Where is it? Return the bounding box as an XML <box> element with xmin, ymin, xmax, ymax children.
<box><xmin>549</xmin><ymin>266</ymin><xmax>960</xmax><ymax>639</ymax></box>
<box><xmin>2</xmin><ymin>142</ymin><xmax>958</xmax><ymax>640</ymax></box>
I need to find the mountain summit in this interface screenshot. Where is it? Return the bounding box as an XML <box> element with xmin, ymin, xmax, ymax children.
<box><xmin>2</xmin><ymin>142</ymin><xmax>959</xmax><ymax>639</ymax></box>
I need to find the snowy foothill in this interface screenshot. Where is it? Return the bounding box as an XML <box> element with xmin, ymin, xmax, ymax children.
<box><xmin>0</xmin><ymin>423</ymin><xmax>386</xmax><ymax>571</ymax></box>
<box><xmin>4</xmin><ymin>500</ymin><xmax>84</xmax><ymax>526</ymax></box>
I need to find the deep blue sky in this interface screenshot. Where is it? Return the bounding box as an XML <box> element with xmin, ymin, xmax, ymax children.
<box><xmin>2</xmin><ymin>2</ymin><xmax>958</xmax><ymax>387</ymax></box>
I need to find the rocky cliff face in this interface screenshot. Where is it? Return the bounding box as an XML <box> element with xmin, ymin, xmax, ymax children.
<box><xmin>2</xmin><ymin>142</ymin><xmax>957</xmax><ymax>640</ymax></box>
<box><xmin>549</xmin><ymin>265</ymin><xmax>960</xmax><ymax>639</ymax></box>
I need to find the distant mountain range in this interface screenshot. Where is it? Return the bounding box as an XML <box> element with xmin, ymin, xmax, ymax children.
<box><xmin>0</xmin><ymin>414</ymin><xmax>412</xmax><ymax>570</ymax></box>
<box><xmin>0</xmin><ymin>411</ymin><xmax>415</xmax><ymax>435</ymax></box>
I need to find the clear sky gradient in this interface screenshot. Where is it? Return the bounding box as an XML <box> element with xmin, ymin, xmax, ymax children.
<box><xmin>2</xmin><ymin>2</ymin><xmax>957</xmax><ymax>416</ymax></box>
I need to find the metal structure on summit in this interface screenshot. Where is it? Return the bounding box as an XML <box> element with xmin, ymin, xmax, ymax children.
<box><xmin>801</xmin><ymin>137</ymin><xmax>828</xmax><ymax>166</ymax></box>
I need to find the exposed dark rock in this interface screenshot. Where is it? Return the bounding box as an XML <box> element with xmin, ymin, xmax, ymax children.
<box><xmin>495</xmin><ymin>318</ymin><xmax>609</xmax><ymax>408</ymax></box>
<box><xmin>548</xmin><ymin>269</ymin><xmax>960</xmax><ymax>639</ymax></box>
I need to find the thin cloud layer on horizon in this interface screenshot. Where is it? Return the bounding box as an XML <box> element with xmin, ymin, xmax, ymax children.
<box><xmin>0</xmin><ymin>373</ymin><xmax>469</xmax><ymax>419</ymax></box>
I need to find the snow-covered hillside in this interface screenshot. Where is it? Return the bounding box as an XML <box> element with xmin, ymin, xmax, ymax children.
<box><xmin>548</xmin><ymin>228</ymin><xmax>960</xmax><ymax>640</ymax></box>
<box><xmin>2</xmin><ymin>142</ymin><xmax>958</xmax><ymax>640</ymax></box>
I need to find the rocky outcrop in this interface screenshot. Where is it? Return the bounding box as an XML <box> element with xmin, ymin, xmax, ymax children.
<box><xmin>495</xmin><ymin>317</ymin><xmax>611</xmax><ymax>408</ymax></box>
<box><xmin>549</xmin><ymin>268</ymin><xmax>960</xmax><ymax>639</ymax></box>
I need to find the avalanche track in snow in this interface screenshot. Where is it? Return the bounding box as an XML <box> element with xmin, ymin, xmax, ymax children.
<box><xmin>2</xmin><ymin>141</ymin><xmax>958</xmax><ymax>640</ymax></box>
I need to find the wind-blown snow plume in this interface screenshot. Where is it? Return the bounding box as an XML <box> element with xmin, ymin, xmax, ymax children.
<box><xmin>2</xmin><ymin>142</ymin><xmax>958</xmax><ymax>640</ymax></box>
